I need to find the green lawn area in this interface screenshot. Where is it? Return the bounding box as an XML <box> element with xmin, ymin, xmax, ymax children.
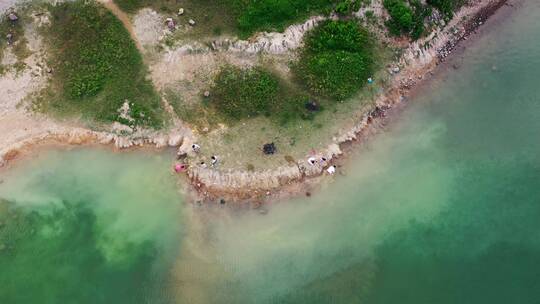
<box><xmin>293</xmin><ymin>20</ymin><xmax>375</xmax><ymax>101</ymax></box>
<box><xmin>40</xmin><ymin>0</ymin><xmax>164</xmax><ymax>128</ymax></box>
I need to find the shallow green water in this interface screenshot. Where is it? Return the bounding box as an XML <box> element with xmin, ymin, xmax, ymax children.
<box><xmin>0</xmin><ymin>149</ymin><xmax>184</xmax><ymax>303</ymax></box>
<box><xmin>1</xmin><ymin>1</ymin><xmax>540</xmax><ymax>303</ymax></box>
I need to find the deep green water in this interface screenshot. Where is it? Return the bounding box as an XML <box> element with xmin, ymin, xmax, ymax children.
<box><xmin>1</xmin><ymin>1</ymin><xmax>540</xmax><ymax>303</ymax></box>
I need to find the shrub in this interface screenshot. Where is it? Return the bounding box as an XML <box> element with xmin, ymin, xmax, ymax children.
<box><xmin>383</xmin><ymin>0</ymin><xmax>428</xmax><ymax>40</ymax></box>
<box><xmin>47</xmin><ymin>0</ymin><xmax>163</xmax><ymax>127</ymax></box>
<box><xmin>335</xmin><ymin>0</ymin><xmax>362</xmax><ymax>15</ymax></box>
<box><xmin>294</xmin><ymin>20</ymin><xmax>374</xmax><ymax>101</ymax></box>
<box><xmin>427</xmin><ymin>0</ymin><xmax>465</xmax><ymax>20</ymax></box>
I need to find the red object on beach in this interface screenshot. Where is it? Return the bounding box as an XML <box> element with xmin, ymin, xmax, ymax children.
<box><xmin>174</xmin><ymin>163</ymin><xmax>186</xmax><ymax>173</ymax></box>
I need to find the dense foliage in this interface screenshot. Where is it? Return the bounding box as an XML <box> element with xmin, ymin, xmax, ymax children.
<box><xmin>427</xmin><ymin>0</ymin><xmax>465</xmax><ymax>20</ymax></box>
<box><xmin>383</xmin><ymin>0</ymin><xmax>429</xmax><ymax>40</ymax></box>
<box><xmin>294</xmin><ymin>20</ymin><xmax>374</xmax><ymax>100</ymax></box>
<box><xmin>47</xmin><ymin>1</ymin><xmax>163</xmax><ymax>127</ymax></box>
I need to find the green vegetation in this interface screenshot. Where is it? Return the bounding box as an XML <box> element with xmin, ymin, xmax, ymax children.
<box><xmin>210</xmin><ymin>65</ymin><xmax>279</xmax><ymax>119</ymax></box>
<box><xmin>210</xmin><ymin>66</ymin><xmax>307</xmax><ymax>123</ymax></box>
<box><xmin>42</xmin><ymin>0</ymin><xmax>164</xmax><ymax>128</ymax></box>
<box><xmin>335</xmin><ymin>0</ymin><xmax>362</xmax><ymax>15</ymax></box>
<box><xmin>427</xmin><ymin>0</ymin><xmax>465</xmax><ymax>20</ymax></box>
<box><xmin>208</xmin><ymin>65</ymin><xmax>313</xmax><ymax>123</ymax></box>
<box><xmin>231</xmin><ymin>0</ymin><xmax>334</xmax><ymax>37</ymax></box>
<box><xmin>293</xmin><ymin>20</ymin><xmax>374</xmax><ymax>100</ymax></box>
<box><xmin>383</xmin><ymin>0</ymin><xmax>430</xmax><ymax>40</ymax></box>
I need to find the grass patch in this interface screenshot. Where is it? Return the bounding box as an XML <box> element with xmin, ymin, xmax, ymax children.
<box><xmin>231</xmin><ymin>0</ymin><xmax>336</xmax><ymax>37</ymax></box>
<box><xmin>293</xmin><ymin>20</ymin><xmax>375</xmax><ymax>101</ymax></box>
<box><xmin>0</xmin><ymin>12</ymin><xmax>30</xmax><ymax>72</ymax></box>
<box><xmin>207</xmin><ymin>65</ymin><xmax>315</xmax><ymax>124</ymax></box>
<box><xmin>40</xmin><ymin>0</ymin><xmax>164</xmax><ymax>128</ymax></box>
<box><xmin>383</xmin><ymin>0</ymin><xmax>431</xmax><ymax>40</ymax></box>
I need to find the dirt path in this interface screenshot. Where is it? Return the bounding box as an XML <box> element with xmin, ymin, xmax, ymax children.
<box><xmin>98</xmin><ymin>0</ymin><xmax>143</xmax><ymax>52</ymax></box>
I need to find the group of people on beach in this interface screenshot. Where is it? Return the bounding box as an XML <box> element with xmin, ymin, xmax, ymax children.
<box><xmin>174</xmin><ymin>143</ymin><xmax>218</xmax><ymax>173</ymax></box>
<box><xmin>176</xmin><ymin>143</ymin><xmax>336</xmax><ymax>176</ymax></box>
<box><xmin>307</xmin><ymin>156</ymin><xmax>336</xmax><ymax>175</ymax></box>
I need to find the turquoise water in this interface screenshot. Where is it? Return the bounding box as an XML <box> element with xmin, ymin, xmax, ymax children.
<box><xmin>0</xmin><ymin>149</ymin><xmax>184</xmax><ymax>303</ymax></box>
<box><xmin>1</xmin><ymin>1</ymin><xmax>540</xmax><ymax>303</ymax></box>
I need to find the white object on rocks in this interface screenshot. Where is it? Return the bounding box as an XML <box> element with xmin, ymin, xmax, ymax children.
<box><xmin>307</xmin><ymin>157</ymin><xmax>317</xmax><ymax>165</ymax></box>
<box><xmin>326</xmin><ymin>165</ymin><xmax>336</xmax><ymax>175</ymax></box>
<box><xmin>188</xmin><ymin>19</ymin><xmax>195</xmax><ymax>26</ymax></box>
<box><xmin>203</xmin><ymin>91</ymin><xmax>210</xmax><ymax>97</ymax></box>
<box><xmin>392</xmin><ymin>66</ymin><xmax>400</xmax><ymax>73</ymax></box>
<box><xmin>177</xmin><ymin>8</ymin><xmax>184</xmax><ymax>15</ymax></box>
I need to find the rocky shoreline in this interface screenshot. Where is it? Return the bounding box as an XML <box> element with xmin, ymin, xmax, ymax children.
<box><xmin>0</xmin><ymin>0</ymin><xmax>510</xmax><ymax>205</ymax></box>
<box><xmin>184</xmin><ymin>0</ymin><xmax>510</xmax><ymax>204</ymax></box>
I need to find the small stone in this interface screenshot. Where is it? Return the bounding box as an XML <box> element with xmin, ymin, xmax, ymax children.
<box><xmin>8</xmin><ymin>12</ymin><xmax>18</xmax><ymax>22</ymax></box>
<box><xmin>46</xmin><ymin>67</ymin><xmax>53</xmax><ymax>73</ymax></box>
<box><xmin>177</xmin><ymin>8</ymin><xmax>184</xmax><ymax>15</ymax></box>
<box><xmin>188</xmin><ymin>19</ymin><xmax>196</xmax><ymax>26</ymax></box>
<box><xmin>166</xmin><ymin>17</ymin><xmax>175</xmax><ymax>30</ymax></box>
<box><xmin>219</xmin><ymin>199</ymin><xmax>226</xmax><ymax>205</ymax></box>
<box><xmin>392</xmin><ymin>66</ymin><xmax>400</xmax><ymax>73</ymax></box>
<box><xmin>203</xmin><ymin>90</ymin><xmax>210</xmax><ymax>97</ymax></box>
